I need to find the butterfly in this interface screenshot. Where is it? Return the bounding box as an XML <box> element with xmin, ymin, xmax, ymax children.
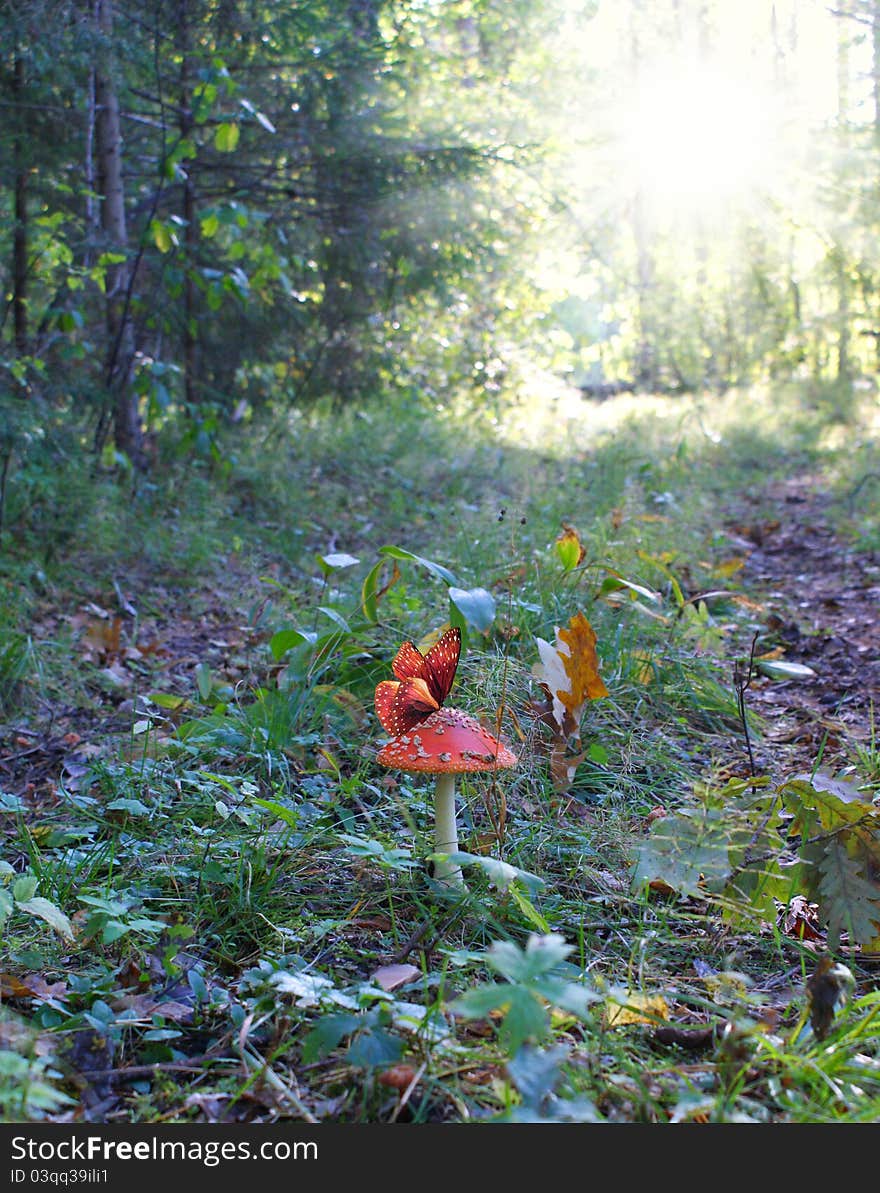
<box><xmin>375</xmin><ymin>626</ymin><xmax>461</xmax><ymax>736</ymax></box>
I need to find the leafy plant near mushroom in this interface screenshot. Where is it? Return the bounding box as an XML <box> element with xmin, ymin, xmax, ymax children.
<box><xmin>374</xmin><ymin>627</ymin><xmax>517</xmax><ymax>886</ymax></box>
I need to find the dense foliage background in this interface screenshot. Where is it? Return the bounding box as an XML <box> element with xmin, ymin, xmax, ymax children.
<box><xmin>4</xmin><ymin>0</ymin><xmax>880</xmax><ymax>500</ymax></box>
<box><xmin>1</xmin><ymin>0</ymin><xmax>880</xmax><ymax>1128</ymax></box>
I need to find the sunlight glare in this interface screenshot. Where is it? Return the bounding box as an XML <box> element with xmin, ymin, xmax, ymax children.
<box><xmin>619</xmin><ymin>61</ymin><xmax>776</xmax><ymax>214</ymax></box>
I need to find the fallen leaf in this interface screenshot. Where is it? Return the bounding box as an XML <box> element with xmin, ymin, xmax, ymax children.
<box><xmin>713</xmin><ymin>557</ymin><xmax>747</xmax><ymax>579</ymax></box>
<box><xmin>533</xmin><ymin>611</ymin><xmax>608</xmax><ymax>742</ymax></box>
<box><xmin>0</xmin><ymin>974</ymin><xmax>34</xmax><ymax>999</ymax></box>
<box><xmin>372</xmin><ymin>963</ymin><xmax>420</xmax><ymax>992</ymax></box>
<box><xmin>778</xmin><ymin>895</ymin><xmax>823</xmax><ymax>942</ymax></box>
<box><xmin>606</xmin><ymin>991</ymin><xmax>669</xmax><ymax>1027</ymax></box>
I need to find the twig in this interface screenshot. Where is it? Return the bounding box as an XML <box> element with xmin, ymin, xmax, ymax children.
<box><xmin>734</xmin><ymin>632</ymin><xmax>759</xmax><ymax>784</ymax></box>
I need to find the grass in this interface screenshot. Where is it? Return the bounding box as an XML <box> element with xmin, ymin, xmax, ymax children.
<box><xmin>1</xmin><ymin>379</ymin><xmax>879</xmax><ymax>1124</ymax></box>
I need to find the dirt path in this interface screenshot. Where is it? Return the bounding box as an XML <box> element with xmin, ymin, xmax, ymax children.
<box><xmin>726</xmin><ymin>476</ymin><xmax>879</xmax><ymax>781</ymax></box>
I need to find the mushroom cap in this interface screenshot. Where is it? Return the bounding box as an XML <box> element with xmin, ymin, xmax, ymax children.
<box><xmin>377</xmin><ymin>706</ymin><xmax>518</xmax><ymax>774</ymax></box>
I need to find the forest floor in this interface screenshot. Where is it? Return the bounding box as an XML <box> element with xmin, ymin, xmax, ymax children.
<box><xmin>2</xmin><ymin>384</ymin><xmax>879</xmax><ymax>1124</ymax></box>
<box><xmin>5</xmin><ymin>472</ymin><xmax>877</xmax><ymax>818</ymax></box>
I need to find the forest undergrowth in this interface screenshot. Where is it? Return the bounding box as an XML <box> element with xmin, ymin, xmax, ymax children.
<box><xmin>1</xmin><ymin>381</ymin><xmax>879</xmax><ymax>1124</ymax></box>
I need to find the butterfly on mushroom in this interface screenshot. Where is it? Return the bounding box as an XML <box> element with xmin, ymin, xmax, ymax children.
<box><xmin>375</xmin><ymin>626</ymin><xmax>461</xmax><ymax>736</ymax></box>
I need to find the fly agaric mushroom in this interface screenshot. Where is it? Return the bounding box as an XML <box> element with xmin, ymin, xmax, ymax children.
<box><xmin>377</xmin><ymin>706</ymin><xmax>517</xmax><ymax>886</ymax></box>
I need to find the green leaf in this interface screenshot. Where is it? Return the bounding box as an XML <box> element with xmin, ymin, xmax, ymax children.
<box><xmin>301</xmin><ymin>1012</ymin><xmax>362</xmax><ymax>1063</ymax></box>
<box><xmin>12</xmin><ymin>876</ymin><xmax>38</xmax><ymax>903</ymax></box>
<box><xmin>317</xmin><ymin>606</ymin><xmax>351</xmax><ymax>633</ymax></box>
<box><xmin>361</xmin><ymin>559</ymin><xmax>385</xmax><ymax>624</ymax></box>
<box><xmin>532</xmin><ymin>976</ymin><xmax>601</xmax><ymax>1017</ymax></box>
<box><xmin>450</xmin><ymin>852</ymin><xmax>545</xmax><ymax>894</ymax></box>
<box><xmin>251</xmin><ymin>797</ymin><xmax>299</xmax><ymax>828</ymax></box>
<box><xmin>106</xmin><ymin>798</ymin><xmax>151</xmax><ymax>816</ymax></box>
<box><xmin>346</xmin><ymin>1027</ymin><xmax>404</xmax><ymax>1069</ymax></box>
<box><xmin>497</xmin><ymin>987</ymin><xmax>550</xmax><ymax>1053</ymax></box>
<box><xmin>148</xmin><ymin>692</ymin><xmax>187</xmax><ymax>710</ymax></box>
<box><xmin>214</xmin><ymin>122</ymin><xmax>240</xmax><ymax>152</ymax></box>
<box><xmin>101</xmin><ymin>921</ymin><xmax>131</xmax><ymax>944</ymax></box>
<box><xmin>448</xmin><ymin>586</ymin><xmax>496</xmax><ymax>633</ymax></box>
<box><xmin>317</xmin><ymin>552</ymin><xmax>359</xmax><ymax>574</ymax></box>
<box><xmin>819</xmin><ymin>838</ymin><xmax>880</xmax><ymax>950</ymax></box>
<box><xmin>451</xmin><ymin>983</ymin><xmax>512</xmax><ymax>1019</ymax></box>
<box><xmin>200</xmin><ymin>213</ymin><xmax>220</xmax><ymax>238</ymax></box>
<box><xmin>16</xmin><ymin>897</ymin><xmax>74</xmax><ymax>941</ymax></box>
<box><xmin>379</xmin><ymin>545</ymin><xmax>458</xmax><ymax>587</ymax></box>
<box><xmin>756</xmin><ymin>660</ymin><xmax>816</xmax><ymax>681</ymax></box>
<box><xmin>634</xmin><ymin>807</ymin><xmax>737</xmax><ymax>897</ymax></box>
<box><xmin>597</xmin><ymin>568</ymin><xmax>661</xmax><ymax>604</ymax></box>
<box><xmin>269</xmin><ymin>628</ymin><xmax>318</xmax><ymax>660</ymax></box>
<box><xmin>507</xmin><ymin>883</ymin><xmax>553</xmax><ymax>933</ymax></box>
<box><xmin>486</xmin><ymin>934</ymin><xmax>573</xmax><ymax>984</ymax></box>
<box><xmin>150</xmin><ymin>220</ymin><xmax>173</xmax><ymax>253</ymax></box>
<box><xmin>195</xmin><ymin>662</ymin><xmax>213</xmax><ymax>702</ymax></box>
<box><xmin>0</xmin><ymin>889</ymin><xmax>13</xmax><ymax>932</ymax></box>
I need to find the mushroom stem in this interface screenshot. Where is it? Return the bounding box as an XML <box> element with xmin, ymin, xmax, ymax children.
<box><xmin>433</xmin><ymin>772</ymin><xmax>465</xmax><ymax>886</ymax></box>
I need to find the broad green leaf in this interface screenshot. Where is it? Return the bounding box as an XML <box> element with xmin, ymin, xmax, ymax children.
<box><xmin>0</xmin><ymin>889</ymin><xmax>13</xmax><ymax>932</ymax></box>
<box><xmin>150</xmin><ymin>220</ymin><xmax>173</xmax><ymax>252</ymax></box>
<box><xmin>200</xmin><ymin>213</ymin><xmax>220</xmax><ymax>238</ymax></box>
<box><xmin>16</xmin><ymin>897</ymin><xmax>74</xmax><ymax>941</ymax></box>
<box><xmin>252</xmin><ymin>797</ymin><xmax>298</xmax><ymax>828</ymax></box>
<box><xmin>450</xmin><ymin>852</ymin><xmax>545</xmax><ymax>894</ymax></box>
<box><xmin>148</xmin><ymin>692</ymin><xmax>187</xmax><ymax>710</ymax></box>
<box><xmin>451</xmin><ymin>983</ymin><xmax>512</xmax><ymax>1019</ymax></box>
<box><xmin>634</xmin><ymin>807</ymin><xmax>737</xmax><ymax>896</ymax></box>
<box><xmin>346</xmin><ymin>1028</ymin><xmax>404</xmax><ymax>1069</ymax></box>
<box><xmin>361</xmin><ymin>559</ymin><xmax>385</xmax><ymax>623</ymax></box>
<box><xmin>598</xmin><ymin>568</ymin><xmax>661</xmax><ymax>605</ymax></box>
<box><xmin>269</xmin><ymin>628</ymin><xmax>318</xmax><ymax>659</ymax></box>
<box><xmin>317</xmin><ymin>606</ymin><xmax>351</xmax><ymax>632</ymax></box>
<box><xmin>448</xmin><ymin>586</ymin><xmax>496</xmax><ymax>632</ymax></box>
<box><xmin>101</xmin><ymin>921</ymin><xmax>131</xmax><ymax>944</ymax></box>
<box><xmin>12</xmin><ymin>876</ymin><xmax>38</xmax><ymax>903</ymax></box>
<box><xmin>196</xmin><ymin>662</ymin><xmax>213</xmax><ymax>701</ymax></box>
<box><xmin>507</xmin><ymin>1044</ymin><xmax>569</xmax><ymax>1107</ymax></box>
<box><xmin>486</xmin><ymin>934</ymin><xmax>573</xmax><ymax>984</ymax></box>
<box><xmin>317</xmin><ymin>552</ymin><xmax>359</xmax><ymax>574</ymax></box>
<box><xmin>106</xmin><ymin>798</ymin><xmax>151</xmax><ymax>816</ymax></box>
<box><xmin>497</xmin><ymin>987</ymin><xmax>550</xmax><ymax>1053</ymax></box>
<box><xmin>379</xmin><ymin>545</ymin><xmax>458</xmax><ymax>587</ymax></box>
<box><xmin>301</xmin><ymin>1012</ymin><xmax>362</xmax><ymax>1063</ymax></box>
<box><xmin>555</xmin><ymin>526</ymin><xmax>585</xmax><ymax>571</ymax></box>
<box><xmin>533</xmin><ymin>976</ymin><xmax>601</xmax><ymax>1017</ymax></box>
<box><xmin>818</xmin><ymin>838</ymin><xmax>880</xmax><ymax>950</ymax></box>
<box><xmin>214</xmin><ymin>122</ymin><xmax>240</xmax><ymax>152</ymax></box>
<box><xmin>756</xmin><ymin>660</ymin><xmax>816</xmax><ymax>681</ymax></box>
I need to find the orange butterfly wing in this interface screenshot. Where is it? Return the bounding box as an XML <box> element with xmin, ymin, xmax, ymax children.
<box><xmin>392</xmin><ymin>640</ymin><xmax>429</xmax><ymax>681</ymax></box>
<box><xmin>422</xmin><ymin>626</ymin><xmax>461</xmax><ymax>704</ymax></box>
<box><xmin>375</xmin><ymin>678</ymin><xmax>439</xmax><ymax>736</ymax></box>
<box><xmin>376</xmin><ymin>627</ymin><xmax>461</xmax><ymax>736</ymax></box>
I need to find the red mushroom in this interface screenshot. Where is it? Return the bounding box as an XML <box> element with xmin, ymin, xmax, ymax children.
<box><xmin>377</xmin><ymin>706</ymin><xmax>518</xmax><ymax>886</ymax></box>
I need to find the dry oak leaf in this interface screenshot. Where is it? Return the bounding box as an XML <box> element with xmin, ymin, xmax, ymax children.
<box><xmin>533</xmin><ymin>611</ymin><xmax>608</xmax><ymax>739</ymax></box>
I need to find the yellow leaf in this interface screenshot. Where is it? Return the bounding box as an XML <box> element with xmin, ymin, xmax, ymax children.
<box><xmin>606</xmin><ymin>992</ymin><xmax>669</xmax><ymax>1027</ymax></box>
<box><xmin>557</xmin><ymin>611</ymin><xmax>609</xmax><ymax>706</ymax></box>
<box><xmin>532</xmin><ymin>612</ymin><xmax>609</xmax><ymax>743</ymax></box>
<box><xmin>555</xmin><ymin>524</ymin><xmax>585</xmax><ymax>571</ymax></box>
<box><xmin>714</xmin><ymin>556</ymin><xmax>746</xmax><ymax>579</ymax></box>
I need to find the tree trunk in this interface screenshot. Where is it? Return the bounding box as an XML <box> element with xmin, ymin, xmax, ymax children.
<box><xmin>94</xmin><ymin>0</ymin><xmax>144</xmax><ymax>466</ymax></box>
<box><xmin>12</xmin><ymin>54</ymin><xmax>28</xmax><ymax>357</ymax></box>
<box><xmin>179</xmin><ymin>0</ymin><xmax>199</xmax><ymax>409</ymax></box>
